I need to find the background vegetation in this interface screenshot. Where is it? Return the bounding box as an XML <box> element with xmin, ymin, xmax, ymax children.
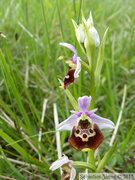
<box><xmin>0</xmin><ymin>0</ymin><xmax>135</xmax><ymax>179</ymax></box>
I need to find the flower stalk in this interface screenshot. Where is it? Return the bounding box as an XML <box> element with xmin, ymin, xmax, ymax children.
<box><xmin>88</xmin><ymin>150</ymin><xmax>96</xmax><ymax>170</ymax></box>
<box><xmin>50</xmin><ymin>10</ymin><xmax>116</xmax><ymax>179</ymax></box>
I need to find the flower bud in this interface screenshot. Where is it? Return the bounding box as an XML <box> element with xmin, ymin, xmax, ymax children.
<box><xmin>88</xmin><ymin>26</ymin><xmax>100</xmax><ymax>47</ymax></box>
<box><xmin>86</xmin><ymin>11</ymin><xmax>93</xmax><ymax>28</ymax></box>
<box><xmin>76</xmin><ymin>24</ymin><xmax>85</xmax><ymax>43</ymax></box>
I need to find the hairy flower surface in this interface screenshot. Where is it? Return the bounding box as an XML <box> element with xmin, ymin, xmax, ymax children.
<box><xmin>59</xmin><ymin>42</ymin><xmax>81</xmax><ymax>89</ymax></box>
<box><xmin>49</xmin><ymin>155</ymin><xmax>76</xmax><ymax>180</ymax></box>
<box><xmin>57</xmin><ymin>96</ymin><xmax>115</xmax><ymax>151</ymax></box>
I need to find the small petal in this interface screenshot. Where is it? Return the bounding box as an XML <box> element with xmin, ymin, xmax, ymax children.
<box><xmin>78</xmin><ymin>96</ymin><xmax>91</xmax><ymax>113</ymax></box>
<box><xmin>70</xmin><ymin>111</ymin><xmax>82</xmax><ymax>117</ymax></box>
<box><xmin>59</xmin><ymin>42</ymin><xmax>77</xmax><ymax>56</ymax></box>
<box><xmin>85</xmin><ymin>108</ymin><xmax>98</xmax><ymax>116</ymax></box>
<box><xmin>90</xmin><ymin>113</ymin><xmax>115</xmax><ymax>129</ymax></box>
<box><xmin>49</xmin><ymin>155</ymin><xmax>69</xmax><ymax>171</ymax></box>
<box><xmin>50</xmin><ymin>155</ymin><xmax>76</xmax><ymax>180</ymax></box>
<box><xmin>72</xmin><ymin>54</ymin><xmax>78</xmax><ymax>64</ymax></box>
<box><xmin>86</xmin><ymin>11</ymin><xmax>93</xmax><ymax>28</ymax></box>
<box><xmin>57</xmin><ymin>114</ymin><xmax>78</xmax><ymax>131</ymax></box>
<box><xmin>74</xmin><ymin>57</ymin><xmax>81</xmax><ymax>78</ymax></box>
<box><xmin>70</xmin><ymin>167</ymin><xmax>76</xmax><ymax>180</ymax></box>
<box><xmin>89</xmin><ymin>26</ymin><xmax>100</xmax><ymax>47</ymax></box>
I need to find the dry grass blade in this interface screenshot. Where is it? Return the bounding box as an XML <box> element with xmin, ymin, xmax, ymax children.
<box><xmin>38</xmin><ymin>99</ymin><xmax>48</xmax><ymax>161</ymax></box>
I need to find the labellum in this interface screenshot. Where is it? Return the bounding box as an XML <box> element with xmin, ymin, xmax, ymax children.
<box><xmin>64</xmin><ymin>69</ymin><xmax>75</xmax><ymax>89</ymax></box>
<box><xmin>68</xmin><ymin>116</ymin><xmax>104</xmax><ymax>151</ymax></box>
<box><xmin>61</xmin><ymin>164</ymin><xmax>71</xmax><ymax>180</ymax></box>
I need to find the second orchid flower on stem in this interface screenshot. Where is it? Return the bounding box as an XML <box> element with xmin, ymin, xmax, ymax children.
<box><xmin>59</xmin><ymin>42</ymin><xmax>81</xmax><ymax>89</ymax></box>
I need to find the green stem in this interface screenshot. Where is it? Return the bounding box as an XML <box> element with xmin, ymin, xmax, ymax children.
<box><xmin>87</xmin><ymin>45</ymin><xmax>96</xmax><ymax>109</ymax></box>
<box><xmin>88</xmin><ymin>150</ymin><xmax>95</xmax><ymax>169</ymax></box>
<box><xmin>89</xmin><ymin>70</ymin><xmax>96</xmax><ymax>110</ymax></box>
<box><xmin>87</xmin><ymin>50</ymin><xmax>97</xmax><ymax>172</ymax></box>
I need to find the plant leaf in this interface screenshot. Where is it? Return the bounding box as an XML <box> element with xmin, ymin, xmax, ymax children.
<box><xmin>58</xmin><ymin>79</ymin><xmax>79</xmax><ymax>111</ymax></box>
<box><xmin>72</xmin><ymin>161</ymin><xmax>96</xmax><ymax>171</ymax></box>
<box><xmin>0</xmin><ymin>146</ymin><xmax>25</xmax><ymax>180</ymax></box>
<box><xmin>96</xmin><ymin>140</ymin><xmax>118</xmax><ymax>172</ymax></box>
<box><xmin>95</xmin><ymin>28</ymin><xmax>109</xmax><ymax>86</ymax></box>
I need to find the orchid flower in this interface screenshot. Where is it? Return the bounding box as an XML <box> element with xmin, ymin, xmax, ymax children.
<box><xmin>57</xmin><ymin>96</ymin><xmax>115</xmax><ymax>151</ymax></box>
<box><xmin>59</xmin><ymin>42</ymin><xmax>81</xmax><ymax>89</ymax></box>
<box><xmin>49</xmin><ymin>155</ymin><xmax>76</xmax><ymax>180</ymax></box>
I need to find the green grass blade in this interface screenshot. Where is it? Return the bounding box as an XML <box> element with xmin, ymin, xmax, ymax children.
<box><xmin>96</xmin><ymin>141</ymin><xmax>118</xmax><ymax>172</ymax></box>
<box><xmin>120</xmin><ymin>123</ymin><xmax>135</xmax><ymax>154</ymax></box>
<box><xmin>0</xmin><ymin>146</ymin><xmax>25</xmax><ymax>180</ymax></box>
<box><xmin>0</xmin><ymin>49</ymin><xmax>33</xmax><ymax>134</ymax></box>
<box><xmin>95</xmin><ymin>28</ymin><xmax>109</xmax><ymax>85</ymax></box>
<box><xmin>72</xmin><ymin>161</ymin><xmax>96</xmax><ymax>172</ymax></box>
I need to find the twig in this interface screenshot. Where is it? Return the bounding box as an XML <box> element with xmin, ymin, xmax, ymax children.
<box><xmin>0</xmin><ymin>110</ymin><xmax>15</xmax><ymax>128</ymax></box>
<box><xmin>0</xmin><ymin>155</ymin><xmax>36</xmax><ymax>168</ymax></box>
<box><xmin>0</xmin><ymin>175</ymin><xmax>17</xmax><ymax>180</ymax></box>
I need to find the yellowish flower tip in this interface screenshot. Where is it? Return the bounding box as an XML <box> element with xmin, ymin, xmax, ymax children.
<box><xmin>59</xmin><ymin>85</ymin><xmax>64</xmax><ymax>89</ymax></box>
<box><xmin>66</xmin><ymin>61</ymin><xmax>76</xmax><ymax>69</ymax></box>
<box><xmin>57</xmin><ymin>56</ymin><xmax>65</xmax><ymax>60</ymax></box>
<box><xmin>65</xmin><ymin>60</ymin><xmax>72</xmax><ymax>64</ymax></box>
<box><xmin>69</xmin><ymin>64</ymin><xmax>76</xmax><ymax>69</ymax></box>
<box><xmin>82</xmin><ymin>148</ymin><xmax>91</xmax><ymax>152</ymax></box>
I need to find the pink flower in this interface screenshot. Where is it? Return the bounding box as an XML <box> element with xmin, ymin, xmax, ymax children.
<box><xmin>49</xmin><ymin>155</ymin><xmax>76</xmax><ymax>180</ymax></box>
<box><xmin>59</xmin><ymin>42</ymin><xmax>81</xmax><ymax>89</ymax></box>
<box><xmin>57</xmin><ymin>96</ymin><xmax>115</xmax><ymax>151</ymax></box>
